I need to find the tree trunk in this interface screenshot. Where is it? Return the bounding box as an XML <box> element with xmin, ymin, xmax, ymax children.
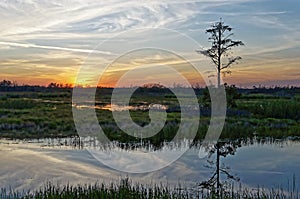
<box><xmin>217</xmin><ymin>22</ymin><xmax>222</xmax><ymax>88</ymax></box>
<box><xmin>217</xmin><ymin>71</ymin><xmax>221</xmax><ymax>89</ymax></box>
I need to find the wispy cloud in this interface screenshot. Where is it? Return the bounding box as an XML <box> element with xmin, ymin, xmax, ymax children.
<box><xmin>0</xmin><ymin>0</ymin><xmax>259</xmax><ymax>40</ymax></box>
<box><xmin>0</xmin><ymin>0</ymin><xmax>299</xmax><ymax>86</ymax></box>
<box><xmin>0</xmin><ymin>41</ymin><xmax>112</xmax><ymax>55</ymax></box>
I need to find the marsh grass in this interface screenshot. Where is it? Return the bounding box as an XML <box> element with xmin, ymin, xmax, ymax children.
<box><xmin>1</xmin><ymin>89</ymin><xmax>300</xmax><ymax>142</ymax></box>
<box><xmin>237</xmin><ymin>99</ymin><xmax>300</xmax><ymax>120</ymax></box>
<box><xmin>1</xmin><ymin>178</ymin><xmax>299</xmax><ymax>199</ymax></box>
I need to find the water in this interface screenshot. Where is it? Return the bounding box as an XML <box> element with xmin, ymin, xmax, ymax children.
<box><xmin>73</xmin><ymin>102</ymin><xmax>168</xmax><ymax>111</ymax></box>
<box><xmin>223</xmin><ymin>140</ymin><xmax>300</xmax><ymax>190</ymax></box>
<box><xmin>0</xmin><ymin>138</ymin><xmax>299</xmax><ymax>193</ymax></box>
<box><xmin>23</xmin><ymin>98</ymin><xmax>169</xmax><ymax>111</ymax></box>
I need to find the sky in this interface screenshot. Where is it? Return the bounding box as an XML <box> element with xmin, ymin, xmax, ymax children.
<box><xmin>0</xmin><ymin>0</ymin><xmax>299</xmax><ymax>87</ymax></box>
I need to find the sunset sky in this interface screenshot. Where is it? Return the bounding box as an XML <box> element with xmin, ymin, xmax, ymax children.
<box><xmin>0</xmin><ymin>0</ymin><xmax>299</xmax><ymax>87</ymax></box>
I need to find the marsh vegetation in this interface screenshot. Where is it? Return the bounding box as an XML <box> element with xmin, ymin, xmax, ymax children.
<box><xmin>1</xmin><ymin>82</ymin><xmax>300</xmax><ymax>199</ymax></box>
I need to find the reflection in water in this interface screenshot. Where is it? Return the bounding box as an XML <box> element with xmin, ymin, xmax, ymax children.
<box><xmin>199</xmin><ymin>141</ymin><xmax>241</xmax><ymax>195</ymax></box>
<box><xmin>0</xmin><ymin>138</ymin><xmax>300</xmax><ymax>196</ymax></box>
<box><xmin>73</xmin><ymin>103</ymin><xmax>168</xmax><ymax>111</ymax></box>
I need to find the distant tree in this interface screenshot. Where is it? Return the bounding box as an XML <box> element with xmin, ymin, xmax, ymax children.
<box><xmin>142</xmin><ymin>83</ymin><xmax>166</xmax><ymax>89</ymax></box>
<box><xmin>197</xmin><ymin>19</ymin><xmax>244</xmax><ymax>88</ymax></box>
<box><xmin>0</xmin><ymin>80</ymin><xmax>16</xmax><ymax>91</ymax></box>
<box><xmin>0</xmin><ymin>80</ymin><xmax>13</xmax><ymax>87</ymax></box>
<box><xmin>64</xmin><ymin>83</ymin><xmax>73</xmax><ymax>88</ymax></box>
<box><xmin>47</xmin><ymin>82</ymin><xmax>62</xmax><ymax>88</ymax></box>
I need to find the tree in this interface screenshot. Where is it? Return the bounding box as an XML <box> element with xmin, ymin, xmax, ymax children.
<box><xmin>0</xmin><ymin>80</ymin><xmax>13</xmax><ymax>87</ymax></box>
<box><xmin>47</xmin><ymin>82</ymin><xmax>63</xmax><ymax>88</ymax></box>
<box><xmin>202</xmin><ymin>83</ymin><xmax>241</xmax><ymax>108</ymax></box>
<box><xmin>0</xmin><ymin>80</ymin><xmax>18</xmax><ymax>91</ymax></box>
<box><xmin>197</xmin><ymin>19</ymin><xmax>244</xmax><ymax>88</ymax></box>
<box><xmin>224</xmin><ymin>83</ymin><xmax>241</xmax><ymax>108</ymax></box>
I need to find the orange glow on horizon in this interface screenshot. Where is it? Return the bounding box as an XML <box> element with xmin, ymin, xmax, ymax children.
<box><xmin>1</xmin><ymin>57</ymin><xmax>300</xmax><ymax>88</ymax></box>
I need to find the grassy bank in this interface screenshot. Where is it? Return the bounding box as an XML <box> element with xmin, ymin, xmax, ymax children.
<box><xmin>1</xmin><ymin>178</ymin><xmax>299</xmax><ymax>199</ymax></box>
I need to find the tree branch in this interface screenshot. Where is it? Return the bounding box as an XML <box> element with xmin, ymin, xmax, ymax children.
<box><xmin>221</xmin><ymin>56</ymin><xmax>242</xmax><ymax>70</ymax></box>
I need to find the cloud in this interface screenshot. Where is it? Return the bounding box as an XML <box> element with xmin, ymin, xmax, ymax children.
<box><xmin>0</xmin><ymin>0</ymin><xmax>260</xmax><ymax>39</ymax></box>
<box><xmin>0</xmin><ymin>41</ymin><xmax>112</xmax><ymax>55</ymax></box>
<box><xmin>0</xmin><ymin>0</ymin><xmax>299</xmax><ymax>87</ymax></box>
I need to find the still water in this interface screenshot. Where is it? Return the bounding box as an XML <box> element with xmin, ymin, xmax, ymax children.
<box><xmin>0</xmin><ymin>138</ymin><xmax>299</xmax><ymax>192</ymax></box>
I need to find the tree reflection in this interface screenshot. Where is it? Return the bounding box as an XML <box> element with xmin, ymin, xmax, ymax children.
<box><xmin>199</xmin><ymin>140</ymin><xmax>243</xmax><ymax>195</ymax></box>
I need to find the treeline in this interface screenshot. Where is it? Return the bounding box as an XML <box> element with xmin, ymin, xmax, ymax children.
<box><xmin>0</xmin><ymin>80</ymin><xmax>72</xmax><ymax>92</ymax></box>
<box><xmin>1</xmin><ymin>79</ymin><xmax>300</xmax><ymax>92</ymax></box>
<box><xmin>239</xmin><ymin>85</ymin><xmax>300</xmax><ymax>95</ymax></box>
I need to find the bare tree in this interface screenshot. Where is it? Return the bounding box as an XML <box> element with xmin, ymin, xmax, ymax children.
<box><xmin>197</xmin><ymin>19</ymin><xmax>244</xmax><ymax>88</ymax></box>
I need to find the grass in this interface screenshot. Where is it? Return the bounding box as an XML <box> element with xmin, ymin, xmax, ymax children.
<box><xmin>1</xmin><ymin>86</ymin><xmax>299</xmax><ymax>198</ymax></box>
<box><xmin>1</xmin><ymin>179</ymin><xmax>190</xmax><ymax>199</ymax></box>
<box><xmin>0</xmin><ymin>88</ymin><xmax>299</xmax><ymax>143</ymax></box>
<box><xmin>0</xmin><ymin>178</ymin><xmax>299</xmax><ymax>199</ymax></box>
<box><xmin>237</xmin><ymin>99</ymin><xmax>300</xmax><ymax>120</ymax></box>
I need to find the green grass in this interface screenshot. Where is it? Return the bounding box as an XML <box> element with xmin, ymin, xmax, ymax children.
<box><xmin>0</xmin><ymin>89</ymin><xmax>299</xmax><ymax>143</ymax></box>
<box><xmin>237</xmin><ymin>99</ymin><xmax>300</xmax><ymax>119</ymax></box>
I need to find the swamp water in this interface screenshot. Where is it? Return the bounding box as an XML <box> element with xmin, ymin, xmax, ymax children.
<box><xmin>0</xmin><ymin>138</ymin><xmax>299</xmax><ymax>194</ymax></box>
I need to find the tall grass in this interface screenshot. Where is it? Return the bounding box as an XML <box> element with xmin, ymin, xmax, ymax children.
<box><xmin>1</xmin><ymin>178</ymin><xmax>299</xmax><ymax>199</ymax></box>
<box><xmin>238</xmin><ymin>99</ymin><xmax>300</xmax><ymax>120</ymax></box>
<box><xmin>2</xmin><ymin>179</ymin><xmax>190</xmax><ymax>199</ymax></box>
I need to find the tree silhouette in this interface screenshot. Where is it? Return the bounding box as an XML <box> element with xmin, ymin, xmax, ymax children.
<box><xmin>197</xmin><ymin>19</ymin><xmax>244</xmax><ymax>88</ymax></box>
<box><xmin>0</xmin><ymin>80</ymin><xmax>13</xmax><ymax>87</ymax></box>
